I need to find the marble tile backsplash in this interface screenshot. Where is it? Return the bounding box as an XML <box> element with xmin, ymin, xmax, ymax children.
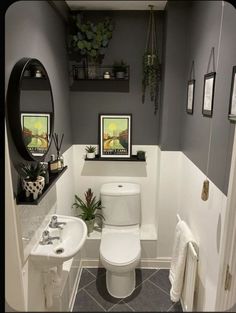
<box><xmin>17</xmin><ymin>186</ymin><xmax>57</xmax><ymax>262</ymax></box>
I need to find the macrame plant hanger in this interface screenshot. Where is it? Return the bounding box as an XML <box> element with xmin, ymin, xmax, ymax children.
<box><xmin>142</xmin><ymin>5</ymin><xmax>160</xmax><ymax>115</ymax></box>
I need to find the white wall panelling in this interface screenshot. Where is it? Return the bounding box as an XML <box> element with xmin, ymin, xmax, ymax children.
<box><xmin>156</xmin><ymin>150</ymin><xmax>182</xmax><ymax>258</ymax></box>
<box><xmin>5</xmin><ymin>127</ymin><xmax>26</xmax><ymax>311</ymax></box>
<box><xmin>178</xmin><ymin>154</ymin><xmax>227</xmax><ymax>311</ymax></box>
<box><xmin>5</xmin><ymin>141</ymin><xmax>230</xmax><ymax>312</ymax></box>
<box><xmin>56</xmin><ymin>146</ymin><xmax>76</xmax><ymax>216</ymax></box>
<box><xmin>73</xmin><ymin>145</ymin><xmax>158</xmax><ymax>236</ymax></box>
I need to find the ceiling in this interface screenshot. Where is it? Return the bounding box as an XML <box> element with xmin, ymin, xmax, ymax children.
<box><xmin>65</xmin><ymin>1</ymin><xmax>167</xmax><ymax>11</ymax></box>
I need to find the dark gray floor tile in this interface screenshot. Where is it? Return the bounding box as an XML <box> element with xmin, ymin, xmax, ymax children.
<box><xmin>78</xmin><ymin>268</ymin><xmax>96</xmax><ymax>290</ymax></box>
<box><xmin>168</xmin><ymin>301</ymin><xmax>183</xmax><ymax>312</ymax></box>
<box><xmin>149</xmin><ymin>269</ymin><xmax>171</xmax><ymax>294</ymax></box>
<box><xmin>136</xmin><ymin>268</ymin><xmax>158</xmax><ymax>287</ymax></box>
<box><xmin>124</xmin><ymin>280</ymin><xmax>174</xmax><ymax>312</ymax></box>
<box><xmin>84</xmin><ymin>272</ymin><xmax>120</xmax><ymax>311</ymax></box>
<box><xmin>73</xmin><ymin>289</ymin><xmax>105</xmax><ymax>312</ymax></box>
<box><xmin>87</xmin><ymin>267</ymin><xmax>106</xmax><ymax>278</ymax></box>
<box><xmin>109</xmin><ymin>301</ymin><xmax>134</xmax><ymax>312</ymax></box>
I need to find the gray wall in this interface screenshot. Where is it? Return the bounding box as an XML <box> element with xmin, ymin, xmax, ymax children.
<box><xmin>5</xmin><ymin>0</ymin><xmax>72</xmax><ymax>193</ymax></box>
<box><xmin>180</xmin><ymin>1</ymin><xmax>236</xmax><ymax>194</ymax></box>
<box><xmin>70</xmin><ymin>11</ymin><xmax>164</xmax><ymax>145</ymax></box>
<box><xmin>159</xmin><ymin>2</ymin><xmax>190</xmax><ymax>150</ymax></box>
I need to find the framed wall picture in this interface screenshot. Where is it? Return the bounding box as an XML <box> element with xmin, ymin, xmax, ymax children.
<box><xmin>202</xmin><ymin>72</ymin><xmax>216</xmax><ymax>117</ymax></box>
<box><xmin>21</xmin><ymin>113</ymin><xmax>50</xmax><ymax>156</ymax></box>
<box><xmin>99</xmin><ymin>114</ymin><xmax>132</xmax><ymax>158</ymax></box>
<box><xmin>186</xmin><ymin>79</ymin><xmax>195</xmax><ymax>114</ymax></box>
<box><xmin>229</xmin><ymin>66</ymin><xmax>236</xmax><ymax>121</ymax></box>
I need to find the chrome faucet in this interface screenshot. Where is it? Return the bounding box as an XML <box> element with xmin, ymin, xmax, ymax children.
<box><xmin>49</xmin><ymin>215</ymin><xmax>66</xmax><ymax>229</ymax></box>
<box><xmin>40</xmin><ymin>230</ymin><xmax>60</xmax><ymax>245</ymax></box>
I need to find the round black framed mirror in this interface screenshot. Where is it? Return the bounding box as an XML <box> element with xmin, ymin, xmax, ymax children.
<box><xmin>7</xmin><ymin>58</ymin><xmax>54</xmax><ymax>161</ymax></box>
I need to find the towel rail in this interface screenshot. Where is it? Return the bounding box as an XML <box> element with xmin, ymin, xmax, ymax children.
<box><xmin>176</xmin><ymin>213</ymin><xmax>198</xmax><ymax>311</ymax></box>
<box><xmin>176</xmin><ymin>214</ymin><xmax>198</xmax><ymax>259</ymax></box>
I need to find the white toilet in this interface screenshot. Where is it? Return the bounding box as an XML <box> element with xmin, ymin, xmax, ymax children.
<box><xmin>99</xmin><ymin>182</ymin><xmax>141</xmax><ymax>298</ymax></box>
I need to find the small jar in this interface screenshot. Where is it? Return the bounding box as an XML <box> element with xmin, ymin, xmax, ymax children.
<box><xmin>49</xmin><ymin>154</ymin><xmax>58</xmax><ymax>173</ymax></box>
<box><xmin>56</xmin><ymin>152</ymin><xmax>64</xmax><ymax>171</ymax></box>
<box><xmin>103</xmin><ymin>71</ymin><xmax>111</xmax><ymax>79</ymax></box>
<box><xmin>35</xmin><ymin>69</ymin><xmax>42</xmax><ymax>78</ymax></box>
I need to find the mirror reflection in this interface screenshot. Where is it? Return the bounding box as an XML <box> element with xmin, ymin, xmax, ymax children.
<box><xmin>20</xmin><ymin>62</ymin><xmax>52</xmax><ymax>157</ymax></box>
<box><xmin>7</xmin><ymin>58</ymin><xmax>54</xmax><ymax>161</ymax></box>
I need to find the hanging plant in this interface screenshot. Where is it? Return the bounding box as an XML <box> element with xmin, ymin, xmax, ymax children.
<box><xmin>142</xmin><ymin>6</ymin><xmax>161</xmax><ymax>114</ymax></box>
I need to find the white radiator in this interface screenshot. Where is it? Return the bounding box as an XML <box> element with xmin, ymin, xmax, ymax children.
<box><xmin>177</xmin><ymin>214</ymin><xmax>198</xmax><ymax>312</ymax></box>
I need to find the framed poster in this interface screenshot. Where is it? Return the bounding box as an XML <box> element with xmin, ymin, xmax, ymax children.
<box><xmin>202</xmin><ymin>72</ymin><xmax>216</xmax><ymax>117</ymax></box>
<box><xmin>229</xmin><ymin>66</ymin><xmax>236</xmax><ymax>121</ymax></box>
<box><xmin>21</xmin><ymin>113</ymin><xmax>50</xmax><ymax>156</ymax></box>
<box><xmin>186</xmin><ymin>79</ymin><xmax>195</xmax><ymax>114</ymax></box>
<box><xmin>99</xmin><ymin>114</ymin><xmax>131</xmax><ymax>158</ymax></box>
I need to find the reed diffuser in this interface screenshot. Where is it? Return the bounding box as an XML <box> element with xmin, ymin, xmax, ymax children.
<box><xmin>52</xmin><ymin>133</ymin><xmax>64</xmax><ymax>171</ymax></box>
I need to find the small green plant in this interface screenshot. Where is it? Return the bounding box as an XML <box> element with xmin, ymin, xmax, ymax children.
<box><xmin>72</xmin><ymin>188</ymin><xmax>104</xmax><ymax>222</ymax></box>
<box><xmin>85</xmin><ymin>145</ymin><xmax>96</xmax><ymax>153</ymax></box>
<box><xmin>112</xmin><ymin>60</ymin><xmax>127</xmax><ymax>74</ymax></box>
<box><xmin>18</xmin><ymin>162</ymin><xmax>44</xmax><ymax>181</ymax></box>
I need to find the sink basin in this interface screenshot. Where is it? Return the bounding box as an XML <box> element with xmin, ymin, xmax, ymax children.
<box><xmin>30</xmin><ymin>215</ymin><xmax>87</xmax><ymax>270</ymax></box>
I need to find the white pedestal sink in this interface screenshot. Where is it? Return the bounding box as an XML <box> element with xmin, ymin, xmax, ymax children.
<box><xmin>30</xmin><ymin>215</ymin><xmax>87</xmax><ymax>269</ymax></box>
<box><xmin>30</xmin><ymin>215</ymin><xmax>87</xmax><ymax>308</ymax></box>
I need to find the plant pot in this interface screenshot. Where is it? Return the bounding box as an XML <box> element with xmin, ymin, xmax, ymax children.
<box><xmin>22</xmin><ymin>176</ymin><xmax>45</xmax><ymax>200</ymax></box>
<box><xmin>115</xmin><ymin>71</ymin><xmax>125</xmax><ymax>79</ymax></box>
<box><xmin>86</xmin><ymin>152</ymin><xmax>95</xmax><ymax>159</ymax></box>
<box><xmin>85</xmin><ymin>219</ymin><xmax>95</xmax><ymax>236</ymax></box>
<box><xmin>137</xmin><ymin>151</ymin><xmax>146</xmax><ymax>160</ymax></box>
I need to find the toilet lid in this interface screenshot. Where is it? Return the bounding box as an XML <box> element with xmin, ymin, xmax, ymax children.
<box><xmin>100</xmin><ymin>232</ymin><xmax>141</xmax><ymax>265</ymax></box>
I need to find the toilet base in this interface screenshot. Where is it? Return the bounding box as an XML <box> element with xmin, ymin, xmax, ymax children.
<box><xmin>106</xmin><ymin>269</ymin><xmax>135</xmax><ymax>298</ymax></box>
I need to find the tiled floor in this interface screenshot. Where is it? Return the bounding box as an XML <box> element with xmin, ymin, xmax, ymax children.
<box><xmin>73</xmin><ymin>268</ymin><xmax>183</xmax><ymax>312</ymax></box>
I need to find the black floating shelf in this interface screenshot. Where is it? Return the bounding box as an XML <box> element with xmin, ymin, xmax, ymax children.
<box><xmin>85</xmin><ymin>155</ymin><xmax>145</xmax><ymax>162</ymax></box>
<box><xmin>16</xmin><ymin>166</ymin><xmax>68</xmax><ymax>205</ymax></box>
<box><xmin>21</xmin><ymin>77</ymin><xmax>50</xmax><ymax>90</ymax></box>
<box><xmin>70</xmin><ymin>79</ymin><xmax>129</xmax><ymax>92</ymax></box>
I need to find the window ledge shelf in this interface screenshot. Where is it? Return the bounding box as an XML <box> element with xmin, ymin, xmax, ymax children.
<box><xmin>85</xmin><ymin>155</ymin><xmax>146</xmax><ymax>162</ymax></box>
<box><xmin>86</xmin><ymin>224</ymin><xmax>157</xmax><ymax>241</ymax></box>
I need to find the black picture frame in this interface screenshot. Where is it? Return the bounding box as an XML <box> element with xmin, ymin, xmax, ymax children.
<box><xmin>99</xmin><ymin>114</ymin><xmax>132</xmax><ymax>158</ymax></box>
<box><xmin>186</xmin><ymin>79</ymin><xmax>195</xmax><ymax>114</ymax></box>
<box><xmin>228</xmin><ymin>66</ymin><xmax>236</xmax><ymax>121</ymax></box>
<box><xmin>202</xmin><ymin>72</ymin><xmax>216</xmax><ymax>117</ymax></box>
<box><xmin>21</xmin><ymin>112</ymin><xmax>50</xmax><ymax>157</ymax></box>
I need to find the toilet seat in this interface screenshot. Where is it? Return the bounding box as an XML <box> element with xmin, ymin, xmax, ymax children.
<box><xmin>100</xmin><ymin>231</ymin><xmax>141</xmax><ymax>266</ymax></box>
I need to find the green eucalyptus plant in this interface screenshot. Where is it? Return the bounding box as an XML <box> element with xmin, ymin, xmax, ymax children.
<box><xmin>68</xmin><ymin>13</ymin><xmax>114</xmax><ymax>64</ymax></box>
<box><xmin>72</xmin><ymin>188</ymin><xmax>104</xmax><ymax>223</ymax></box>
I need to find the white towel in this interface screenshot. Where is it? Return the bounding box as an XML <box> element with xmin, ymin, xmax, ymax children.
<box><xmin>169</xmin><ymin>220</ymin><xmax>197</xmax><ymax>302</ymax></box>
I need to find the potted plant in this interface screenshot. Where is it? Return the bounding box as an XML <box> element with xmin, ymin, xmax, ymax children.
<box><xmin>68</xmin><ymin>13</ymin><xmax>114</xmax><ymax>79</ymax></box>
<box><xmin>18</xmin><ymin>162</ymin><xmax>45</xmax><ymax>200</ymax></box>
<box><xmin>137</xmin><ymin>150</ymin><xmax>146</xmax><ymax>160</ymax></box>
<box><xmin>112</xmin><ymin>60</ymin><xmax>127</xmax><ymax>79</ymax></box>
<box><xmin>72</xmin><ymin>188</ymin><xmax>104</xmax><ymax>235</ymax></box>
<box><xmin>85</xmin><ymin>145</ymin><xmax>96</xmax><ymax>159</ymax></box>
